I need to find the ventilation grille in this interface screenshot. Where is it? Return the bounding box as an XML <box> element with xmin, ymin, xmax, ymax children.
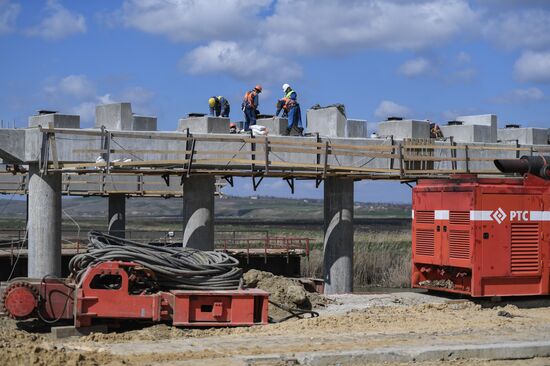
<box><xmin>415</xmin><ymin>211</ymin><xmax>435</xmax><ymax>224</ymax></box>
<box><xmin>415</xmin><ymin>229</ymin><xmax>435</xmax><ymax>256</ymax></box>
<box><xmin>511</xmin><ymin>223</ymin><xmax>540</xmax><ymax>274</ymax></box>
<box><xmin>450</xmin><ymin>211</ymin><xmax>470</xmax><ymax>225</ymax></box>
<box><xmin>449</xmin><ymin>230</ymin><xmax>470</xmax><ymax>260</ymax></box>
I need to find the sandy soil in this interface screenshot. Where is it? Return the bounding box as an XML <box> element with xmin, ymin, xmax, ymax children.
<box><xmin>3</xmin><ymin>271</ymin><xmax>550</xmax><ymax>365</ymax></box>
<box><xmin>2</xmin><ymin>293</ymin><xmax>550</xmax><ymax>365</ymax></box>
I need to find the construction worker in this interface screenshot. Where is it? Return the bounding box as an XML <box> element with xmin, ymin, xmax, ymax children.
<box><xmin>242</xmin><ymin>85</ymin><xmax>262</xmax><ymax>131</ymax></box>
<box><xmin>279</xmin><ymin>83</ymin><xmax>302</xmax><ymax>136</ymax></box>
<box><xmin>208</xmin><ymin>96</ymin><xmax>230</xmax><ymax>117</ymax></box>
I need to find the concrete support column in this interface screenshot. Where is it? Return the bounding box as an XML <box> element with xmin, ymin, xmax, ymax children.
<box><xmin>182</xmin><ymin>175</ymin><xmax>215</xmax><ymax>250</ymax></box>
<box><xmin>28</xmin><ymin>163</ymin><xmax>62</xmax><ymax>278</ymax></box>
<box><xmin>323</xmin><ymin>177</ymin><xmax>354</xmax><ymax>294</ymax></box>
<box><xmin>108</xmin><ymin>194</ymin><xmax>126</xmax><ymax>238</ymax></box>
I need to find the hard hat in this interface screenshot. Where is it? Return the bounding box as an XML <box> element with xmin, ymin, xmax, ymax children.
<box><xmin>282</xmin><ymin>83</ymin><xmax>290</xmax><ymax>92</ymax></box>
<box><xmin>208</xmin><ymin>97</ymin><xmax>216</xmax><ymax>107</ymax></box>
<box><xmin>229</xmin><ymin>123</ymin><xmax>237</xmax><ymax>128</ymax></box>
<box><xmin>254</xmin><ymin>85</ymin><xmax>263</xmax><ymax>92</ymax></box>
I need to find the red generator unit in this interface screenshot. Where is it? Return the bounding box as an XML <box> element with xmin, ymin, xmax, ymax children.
<box><xmin>412</xmin><ymin>157</ymin><xmax>550</xmax><ymax>297</ymax></box>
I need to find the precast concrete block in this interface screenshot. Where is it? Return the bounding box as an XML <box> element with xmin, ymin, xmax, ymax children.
<box><xmin>133</xmin><ymin>116</ymin><xmax>157</xmax><ymax>131</ymax></box>
<box><xmin>306</xmin><ymin>107</ymin><xmax>346</xmax><ymax>137</ymax></box>
<box><xmin>498</xmin><ymin>127</ymin><xmax>549</xmax><ymax>145</ymax></box>
<box><xmin>178</xmin><ymin>116</ymin><xmax>229</xmax><ymax>134</ymax></box>
<box><xmin>440</xmin><ymin>124</ymin><xmax>493</xmax><ymax>143</ymax></box>
<box><xmin>28</xmin><ymin>113</ymin><xmax>80</xmax><ymax>129</ymax></box>
<box><xmin>378</xmin><ymin>120</ymin><xmax>430</xmax><ymax>140</ymax></box>
<box><xmin>346</xmin><ymin>119</ymin><xmax>367</xmax><ymax>138</ymax></box>
<box><xmin>95</xmin><ymin>103</ymin><xmax>133</xmax><ymax>130</ymax></box>
<box><xmin>456</xmin><ymin>114</ymin><xmax>497</xmax><ymax>142</ymax></box>
<box><xmin>257</xmin><ymin>117</ymin><xmax>288</xmax><ymax>135</ymax></box>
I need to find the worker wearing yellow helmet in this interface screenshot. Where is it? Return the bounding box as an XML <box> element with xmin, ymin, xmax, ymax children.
<box><xmin>208</xmin><ymin>96</ymin><xmax>230</xmax><ymax>117</ymax></box>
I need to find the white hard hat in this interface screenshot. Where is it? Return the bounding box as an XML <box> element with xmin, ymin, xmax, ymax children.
<box><xmin>282</xmin><ymin>83</ymin><xmax>290</xmax><ymax>91</ymax></box>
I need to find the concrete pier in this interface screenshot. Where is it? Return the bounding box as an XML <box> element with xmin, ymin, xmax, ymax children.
<box><xmin>323</xmin><ymin>177</ymin><xmax>354</xmax><ymax>294</ymax></box>
<box><xmin>182</xmin><ymin>175</ymin><xmax>215</xmax><ymax>250</ymax></box>
<box><xmin>108</xmin><ymin>193</ymin><xmax>126</xmax><ymax>238</ymax></box>
<box><xmin>27</xmin><ymin>163</ymin><xmax>62</xmax><ymax>278</ymax></box>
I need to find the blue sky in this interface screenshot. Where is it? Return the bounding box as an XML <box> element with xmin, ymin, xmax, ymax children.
<box><xmin>1</xmin><ymin>0</ymin><xmax>550</xmax><ymax>202</ymax></box>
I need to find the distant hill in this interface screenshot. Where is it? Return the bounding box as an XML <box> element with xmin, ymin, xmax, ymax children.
<box><xmin>0</xmin><ymin>195</ymin><xmax>411</xmax><ymax>221</ymax></box>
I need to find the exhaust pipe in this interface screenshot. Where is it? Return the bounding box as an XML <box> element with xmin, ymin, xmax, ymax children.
<box><xmin>494</xmin><ymin>156</ymin><xmax>550</xmax><ymax>179</ymax></box>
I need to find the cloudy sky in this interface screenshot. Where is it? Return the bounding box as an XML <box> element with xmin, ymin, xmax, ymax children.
<box><xmin>1</xmin><ymin>0</ymin><xmax>550</xmax><ymax>202</ymax></box>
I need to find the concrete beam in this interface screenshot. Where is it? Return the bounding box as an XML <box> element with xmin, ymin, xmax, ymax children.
<box><xmin>96</xmin><ymin>103</ymin><xmax>133</xmax><ymax>130</ymax></box>
<box><xmin>108</xmin><ymin>193</ymin><xmax>126</xmax><ymax>238</ymax></box>
<box><xmin>378</xmin><ymin>119</ymin><xmax>430</xmax><ymax>140</ymax></box>
<box><xmin>178</xmin><ymin>116</ymin><xmax>229</xmax><ymax>134</ymax></box>
<box><xmin>27</xmin><ymin>163</ymin><xmax>61</xmax><ymax>278</ymax></box>
<box><xmin>323</xmin><ymin>177</ymin><xmax>354</xmax><ymax>294</ymax></box>
<box><xmin>182</xmin><ymin>175</ymin><xmax>215</xmax><ymax>250</ymax></box>
<box><xmin>28</xmin><ymin>113</ymin><xmax>80</xmax><ymax>129</ymax></box>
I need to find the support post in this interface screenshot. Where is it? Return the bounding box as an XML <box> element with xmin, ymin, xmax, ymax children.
<box><xmin>182</xmin><ymin>175</ymin><xmax>215</xmax><ymax>250</ymax></box>
<box><xmin>323</xmin><ymin>177</ymin><xmax>354</xmax><ymax>294</ymax></box>
<box><xmin>28</xmin><ymin>163</ymin><xmax>61</xmax><ymax>278</ymax></box>
<box><xmin>108</xmin><ymin>193</ymin><xmax>126</xmax><ymax>238</ymax></box>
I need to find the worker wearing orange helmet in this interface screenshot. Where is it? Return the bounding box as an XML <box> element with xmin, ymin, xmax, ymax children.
<box><xmin>242</xmin><ymin>85</ymin><xmax>262</xmax><ymax>131</ymax></box>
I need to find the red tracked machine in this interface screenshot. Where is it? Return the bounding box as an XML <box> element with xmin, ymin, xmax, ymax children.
<box><xmin>1</xmin><ymin>261</ymin><xmax>269</xmax><ymax>327</ymax></box>
<box><xmin>412</xmin><ymin>156</ymin><xmax>550</xmax><ymax>297</ymax></box>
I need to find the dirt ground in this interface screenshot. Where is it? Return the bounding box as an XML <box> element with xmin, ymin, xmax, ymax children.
<box><xmin>2</xmin><ymin>291</ymin><xmax>550</xmax><ymax>365</ymax></box>
<box><xmin>3</xmin><ymin>271</ymin><xmax>550</xmax><ymax>365</ymax></box>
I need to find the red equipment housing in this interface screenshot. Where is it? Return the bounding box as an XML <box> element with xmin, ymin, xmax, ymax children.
<box><xmin>412</xmin><ymin>174</ymin><xmax>550</xmax><ymax>297</ymax></box>
<box><xmin>1</xmin><ymin>261</ymin><xmax>269</xmax><ymax>327</ymax></box>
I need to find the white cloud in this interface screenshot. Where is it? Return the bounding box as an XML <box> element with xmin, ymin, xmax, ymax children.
<box><xmin>181</xmin><ymin>41</ymin><xmax>302</xmax><ymax>81</ymax></box>
<box><xmin>483</xmin><ymin>10</ymin><xmax>550</xmax><ymax>51</ymax></box>
<box><xmin>26</xmin><ymin>0</ymin><xmax>86</xmax><ymax>40</ymax></box>
<box><xmin>59</xmin><ymin>75</ymin><xmax>95</xmax><ymax>98</ymax></box>
<box><xmin>492</xmin><ymin>87</ymin><xmax>546</xmax><ymax>104</ymax></box>
<box><xmin>374</xmin><ymin>100</ymin><xmax>411</xmax><ymax>119</ymax></box>
<box><xmin>457</xmin><ymin>51</ymin><xmax>471</xmax><ymax>64</ymax></box>
<box><xmin>120</xmin><ymin>0</ymin><xmax>271</xmax><ymax>42</ymax></box>
<box><xmin>263</xmin><ymin>0</ymin><xmax>479</xmax><ymax>54</ymax></box>
<box><xmin>70</xmin><ymin>101</ymin><xmax>96</xmax><ymax>125</ymax></box>
<box><xmin>398</xmin><ymin>57</ymin><xmax>431</xmax><ymax>77</ymax></box>
<box><xmin>514</xmin><ymin>51</ymin><xmax>550</xmax><ymax>83</ymax></box>
<box><xmin>0</xmin><ymin>0</ymin><xmax>19</xmax><ymax>35</ymax></box>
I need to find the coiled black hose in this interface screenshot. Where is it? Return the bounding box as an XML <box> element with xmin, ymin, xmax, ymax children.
<box><xmin>69</xmin><ymin>231</ymin><xmax>242</xmax><ymax>291</ymax></box>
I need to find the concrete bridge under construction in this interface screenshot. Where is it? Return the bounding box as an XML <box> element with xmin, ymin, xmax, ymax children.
<box><xmin>1</xmin><ymin>102</ymin><xmax>549</xmax><ymax>294</ymax></box>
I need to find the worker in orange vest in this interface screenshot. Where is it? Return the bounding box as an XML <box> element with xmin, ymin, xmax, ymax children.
<box><xmin>242</xmin><ymin>85</ymin><xmax>262</xmax><ymax>131</ymax></box>
<box><xmin>277</xmin><ymin>83</ymin><xmax>302</xmax><ymax>136</ymax></box>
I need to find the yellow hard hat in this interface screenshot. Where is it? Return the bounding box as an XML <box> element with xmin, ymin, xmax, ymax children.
<box><xmin>208</xmin><ymin>97</ymin><xmax>216</xmax><ymax>107</ymax></box>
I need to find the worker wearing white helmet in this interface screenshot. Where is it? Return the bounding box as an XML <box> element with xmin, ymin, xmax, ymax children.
<box><xmin>277</xmin><ymin>83</ymin><xmax>303</xmax><ymax>136</ymax></box>
<box><xmin>208</xmin><ymin>96</ymin><xmax>230</xmax><ymax>117</ymax></box>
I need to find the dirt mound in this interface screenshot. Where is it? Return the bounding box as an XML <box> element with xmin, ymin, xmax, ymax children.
<box><xmin>243</xmin><ymin>269</ymin><xmax>328</xmax><ymax>320</ymax></box>
<box><xmin>0</xmin><ymin>318</ymin><xmax>121</xmax><ymax>366</ymax></box>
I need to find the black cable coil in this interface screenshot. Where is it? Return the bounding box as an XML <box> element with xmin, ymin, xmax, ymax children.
<box><xmin>69</xmin><ymin>231</ymin><xmax>243</xmax><ymax>291</ymax></box>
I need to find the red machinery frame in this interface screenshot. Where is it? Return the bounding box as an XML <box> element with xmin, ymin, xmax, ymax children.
<box><xmin>2</xmin><ymin>261</ymin><xmax>269</xmax><ymax>328</ymax></box>
<box><xmin>412</xmin><ymin>174</ymin><xmax>550</xmax><ymax>297</ymax></box>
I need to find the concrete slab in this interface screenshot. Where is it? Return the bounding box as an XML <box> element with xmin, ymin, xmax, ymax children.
<box><xmin>50</xmin><ymin>325</ymin><xmax>108</xmax><ymax>339</ymax></box>
<box><xmin>28</xmin><ymin>113</ymin><xmax>80</xmax><ymax>129</ymax></box>
<box><xmin>257</xmin><ymin>117</ymin><xmax>287</xmax><ymax>135</ymax></box>
<box><xmin>96</xmin><ymin>103</ymin><xmax>133</xmax><ymax>130</ymax></box>
<box><xmin>498</xmin><ymin>127</ymin><xmax>549</xmax><ymax>145</ymax></box>
<box><xmin>133</xmin><ymin>115</ymin><xmax>157</xmax><ymax>131</ymax></box>
<box><xmin>440</xmin><ymin>124</ymin><xmax>493</xmax><ymax>143</ymax></box>
<box><xmin>456</xmin><ymin>114</ymin><xmax>498</xmax><ymax>142</ymax></box>
<box><xmin>307</xmin><ymin>107</ymin><xmax>346</xmax><ymax>137</ymax></box>
<box><xmin>346</xmin><ymin>119</ymin><xmax>367</xmax><ymax>138</ymax></box>
<box><xmin>378</xmin><ymin>119</ymin><xmax>430</xmax><ymax>140</ymax></box>
<box><xmin>178</xmin><ymin>116</ymin><xmax>229</xmax><ymax>134</ymax></box>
